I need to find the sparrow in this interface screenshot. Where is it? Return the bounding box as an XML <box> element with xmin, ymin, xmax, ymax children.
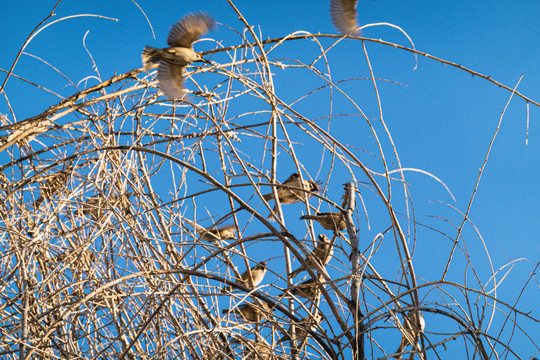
<box><xmin>289</xmin><ymin>234</ymin><xmax>333</xmax><ymax>278</ymax></box>
<box><xmin>34</xmin><ymin>169</ymin><xmax>71</xmax><ymax>207</ymax></box>
<box><xmin>79</xmin><ymin>194</ymin><xmax>131</xmax><ymax>220</ymax></box>
<box><xmin>330</xmin><ymin>0</ymin><xmax>360</xmax><ymax>35</ymax></box>
<box><xmin>230</xmin><ymin>337</ymin><xmax>276</xmax><ymax>360</ymax></box>
<box><xmin>222</xmin><ymin>261</ymin><xmax>267</xmax><ymax>292</ymax></box>
<box><xmin>183</xmin><ymin>218</ymin><xmax>236</xmax><ymax>241</ymax></box>
<box><xmin>262</xmin><ymin>173</ymin><xmax>319</xmax><ymax>217</ymax></box>
<box><xmin>288</xmin><ymin>277</ymin><xmax>324</xmax><ymax>300</ymax></box>
<box><xmin>394</xmin><ymin>310</ymin><xmax>426</xmax><ymax>359</ymax></box>
<box><xmin>198</xmin><ymin>225</ymin><xmax>236</xmax><ymax>241</ymax></box>
<box><xmin>300</xmin><ymin>212</ymin><xmax>347</xmax><ymax>232</ymax></box>
<box><xmin>142</xmin><ymin>12</ymin><xmax>216</xmax><ymax>100</ymax></box>
<box><xmin>278</xmin><ymin>313</ymin><xmax>323</xmax><ymax>343</ymax></box>
<box><xmin>222</xmin><ymin>301</ymin><xmax>272</xmax><ymax>322</ymax></box>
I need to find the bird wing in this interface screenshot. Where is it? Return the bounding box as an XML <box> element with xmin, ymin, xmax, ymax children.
<box><xmin>168</xmin><ymin>12</ymin><xmax>216</xmax><ymax>48</ymax></box>
<box><xmin>330</xmin><ymin>0</ymin><xmax>359</xmax><ymax>35</ymax></box>
<box><xmin>157</xmin><ymin>62</ymin><xmax>186</xmax><ymax>100</ymax></box>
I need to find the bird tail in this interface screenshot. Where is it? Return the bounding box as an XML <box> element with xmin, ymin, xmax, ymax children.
<box><xmin>141</xmin><ymin>46</ymin><xmax>161</xmax><ymax>70</ymax></box>
<box><xmin>300</xmin><ymin>215</ymin><xmax>316</xmax><ymax>221</ymax></box>
<box><xmin>262</xmin><ymin>193</ymin><xmax>273</xmax><ymax>201</ymax></box>
<box><xmin>266</xmin><ymin>204</ymin><xmax>279</xmax><ymax>221</ymax></box>
<box><xmin>393</xmin><ymin>342</ymin><xmax>405</xmax><ymax>359</ymax></box>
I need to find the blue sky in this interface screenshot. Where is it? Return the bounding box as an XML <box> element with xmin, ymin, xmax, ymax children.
<box><xmin>1</xmin><ymin>0</ymin><xmax>538</xmax><ymax>358</ymax></box>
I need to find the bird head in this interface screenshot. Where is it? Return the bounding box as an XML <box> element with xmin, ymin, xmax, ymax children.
<box><xmin>317</xmin><ymin>234</ymin><xmax>331</xmax><ymax>244</ymax></box>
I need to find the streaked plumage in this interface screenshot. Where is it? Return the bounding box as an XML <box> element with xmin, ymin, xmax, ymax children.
<box><xmin>289</xmin><ymin>234</ymin><xmax>333</xmax><ymax>278</ymax></box>
<box><xmin>79</xmin><ymin>194</ymin><xmax>131</xmax><ymax>220</ymax></box>
<box><xmin>300</xmin><ymin>212</ymin><xmax>347</xmax><ymax>232</ymax></box>
<box><xmin>279</xmin><ymin>313</ymin><xmax>323</xmax><ymax>343</ymax></box>
<box><xmin>183</xmin><ymin>218</ymin><xmax>236</xmax><ymax>241</ymax></box>
<box><xmin>223</xmin><ymin>262</ymin><xmax>267</xmax><ymax>292</ymax></box>
<box><xmin>197</xmin><ymin>224</ymin><xmax>236</xmax><ymax>241</ymax></box>
<box><xmin>222</xmin><ymin>301</ymin><xmax>272</xmax><ymax>322</ymax></box>
<box><xmin>142</xmin><ymin>12</ymin><xmax>216</xmax><ymax>99</ymax></box>
<box><xmin>230</xmin><ymin>337</ymin><xmax>282</xmax><ymax>360</ymax></box>
<box><xmin>289</xmin><ymin>277</ymin><xmax>323</xmax><ymax>299</ymax></box>
<box><xmin>330</xmin><ymin>0</ymin><xmax>360</xmax><ymax>35</ymax></box>
<box><xmin>394</xmin><ymin>310</ymin><xmax>425</xmax><ymax>359</ymax></box>
<box><xmin>34</xmin><ymin>169</ymin><xmax>71</xmax><ymax>208</ymax></box>
<box><xmin>262</xmin><ymin>173</ymin><xmax>319</xmax><ymax>217</ymax></box>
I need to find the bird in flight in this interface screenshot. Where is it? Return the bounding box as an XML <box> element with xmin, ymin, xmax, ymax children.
<box><xmin>142</xmin><ymin>12</ymin><xmax>216</xmax><ymax>100</ymax></box>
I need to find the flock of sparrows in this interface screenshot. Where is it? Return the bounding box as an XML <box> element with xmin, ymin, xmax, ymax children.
<box><xmin>181</xmin><ymin>171</ymin><xmax>343</xmax><ymax>353</ymax></box>
<box><xmin>31</xmin><ymin>1</ymin><xmax>423</xmax><ymax>357</ymax></box>
<box><xmin>202</xmin><ymin>171</ymin><xmax>423</xmax><ymax>357</ymax></box>
<box><xmin>140</xmin><ymin>2</ymin><xmax>425</xmax><ymax>357</ymax></box>
<box><xmin>193</xmin><ymin>172</ymin><xmax>341</xmax><ymax>296</ymax></box>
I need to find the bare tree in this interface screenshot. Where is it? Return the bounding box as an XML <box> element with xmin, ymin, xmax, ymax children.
<box><xmin>0</xmin><ymin>2</ymin><xmax>538</xmax><ymax>360</ymax></box>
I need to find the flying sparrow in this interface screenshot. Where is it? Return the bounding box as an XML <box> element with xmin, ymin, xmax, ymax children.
<box><xmin>142</xmin><ymin>12</ymin><xmax>216</xmax><ymax>99</ymax></box>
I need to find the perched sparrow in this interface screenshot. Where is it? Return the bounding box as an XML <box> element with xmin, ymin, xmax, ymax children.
<box><xmin>330</xmin><ymin>0</ymin><xmax>360</xmax><ymax>35</ymax></box>
<box><xmin>34</xmin><ymin>169</ymin><xmax>71</xmax><ymax>207</ymax></box>
<box><xmin>230</xmin><ymin>337</ymin><xmax>276</xmax><ymax>360</ymax></box>
<box><xmin>79</xmin><ymin>194</ymin><xmax>131</xmax><ymax>220</ymax></box>
<box><xmin>222</xmin><ymin>301</ymin><xmax>272</xmax><ymax>322</ymax></box>
<box><xmin>394</xmin><ymin>310</ymin><xmax>425</xmax><ymax>359</ymax></box>
<box><xmin>223</xmin><ymin>262</ymin><xmax>267</xmax><ymax>292</ymax></box>
<box><xmin>278</xmin><ymin>313</ymin><xmax>323</xmax><ymax>343</ymax></box>
<box><xmin>300</xmin><ymin>212</ymin><xmax>347</xmax><ymax>232</ymax></box>
<box><xmin>262</xmin><ymin>173</ymin><xmax>319</xmax><ymax>217</ymax></box>
<box><xmin>198</xmin><ymin>224</ymin><xmax>236</xmax><ymax>241</ymax></box>
<box><xmin>289</xmin><ymin>234</ymin><xmax>333</xmax><ymax>278</ymax></box>
<box><xmin>288</xmin><ymin>277</ymin><xmax>324</xmax><ymax>300</ymax></box>
<box><xmin>184</xmin><ymin>219</ymin><xmax>236</xmax><ymax>241</ymax></box>
<box><xmin>142</xmin><ymin>12</ymin><xmax>216</xmax><ymax>100</ymax></box>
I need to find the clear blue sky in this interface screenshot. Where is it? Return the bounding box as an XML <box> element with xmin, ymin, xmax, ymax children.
<box><xmin>1</xmin><ymin>0</ymin><xmax>538</xmax><ymax>358</ymax></box>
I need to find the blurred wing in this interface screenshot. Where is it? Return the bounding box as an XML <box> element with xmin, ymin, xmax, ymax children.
<box><xmin>168</xmin><ymin>12</ymin><xmax>216</xmax><ymax>48</ymax></box>
<box><xmin>330</xmin><ymin>0</ymin><xmax>360</xmax><ymax>35</ymax></box>
<box><xmin>157</xmin><ymin>62</ymin><xmax>186</xmax><ymax>100</ymax></box>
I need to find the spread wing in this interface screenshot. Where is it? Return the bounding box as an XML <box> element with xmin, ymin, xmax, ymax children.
<box><xmin>168</xmin><ymin>12</ymin><xmax>216</xmax><ymax>48</ymax></box>
<box><xmin>330</xmin><ymin>0</ymin><xmax>359</xmax><ymax>35</ymax></box>
<box><xmin>157</xmin><ymin>61</ymin><xmax>186</xmax><ymax>100</ymax></box>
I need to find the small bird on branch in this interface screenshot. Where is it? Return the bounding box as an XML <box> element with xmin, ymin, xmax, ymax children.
<box><xmin>262</xmin><ymin>173</ymin><xmax>319</xmax><ymax>219</ymax></box>
<box><xmin>230</xmin><ymin>336</ymin><xmax>283</xmax><ymax>360</ymax></box>
<box><xmin>222</xmin><ymin>261</ymin><xmax>267</xmax><ymax>292</ymax></box>
<box><xmin>79</xmin><ymin>194</ymin><xmax>131</xmax><ymax>220</ymax></box>
<box><xmin>394</xmin><ymin>310</ymin><xmax>426</xmax><ymax>359</ymax></box>
<box><xmin>278</xmin><ymin>312</ymin><xmax>323</xmax><ymax>343</ymax></box>
<box><xmin>222</xmin><ymin>301</ymin><xmax>272</xmax><ymax>322</ymax></box>
<box><xmin>34</xmin><ymin>169</ymin><xmax>71</xmax><ymax>208</ymax></box>
<box><xmin>300</xmin><ymin>212</ymin><xmax>347</xmax><ymax>232</ymax></box>
<box><xmin>183</xmin><ymin>218</ymin><xmax>236</xmax><ymax>241</ymax></box>
<box><xmin>286</xmin><ymin>277</ymin><xmax>324</xmax><ymax>300</ymax></box>
<box><xmin>289</xmin><ymin>234</ymin><xmax>333</xmax><ymax>278</ymax></box>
